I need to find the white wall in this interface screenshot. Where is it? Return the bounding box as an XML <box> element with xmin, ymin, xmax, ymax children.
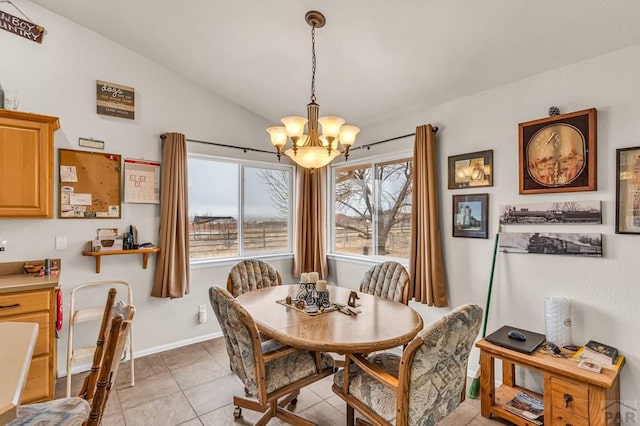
<box><xmin>332</xmin><ymin>44</ymin><xmax>640</xmax><ymax>403</ymax></box>
<box><xmin>3</xmin><ymin>1</ymin><xmax>638</xmax><ymax>405</ymax></box>
<box><xmin>1</xmin><ymin>2</ymin><xmax>292</xmax><ymax>374</ymax></box>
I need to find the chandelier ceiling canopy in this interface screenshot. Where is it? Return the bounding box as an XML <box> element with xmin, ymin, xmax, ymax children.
<box><xmin>266</xmin><ymin>11</ymin><xmax>359</xmax><ymax>171</ymax></box>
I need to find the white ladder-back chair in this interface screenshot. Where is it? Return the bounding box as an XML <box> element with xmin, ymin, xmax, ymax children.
<box><xmin>66</xmin><ymin>280</ymin><xmax>135</xmax><ymax>397</ymax></box>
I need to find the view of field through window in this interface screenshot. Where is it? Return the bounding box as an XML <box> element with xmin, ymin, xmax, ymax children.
<box><xmin>333</xmin><ymin>158</ymin><xmax>413</xmax><ymax>258</ymax></box>
<box><xmin>188</xmin><ymin>157</ymin><xmax>291</xmax><ymax>260</ymax></box>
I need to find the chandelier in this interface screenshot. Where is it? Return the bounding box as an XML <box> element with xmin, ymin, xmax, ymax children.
<box><xmin>267</xmin><ymin>11</ymin><xmax>359</xmax><ymax>170</ymax></box>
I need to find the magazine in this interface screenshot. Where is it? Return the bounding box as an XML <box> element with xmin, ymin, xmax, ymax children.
<box><xmin>503</xmin><ymin>391</ymin><xmax>544</xmax><ymax>425</ymax></box>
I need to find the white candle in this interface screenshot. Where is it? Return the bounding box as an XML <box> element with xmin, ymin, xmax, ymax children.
<box><xmin>316</xmin><ymin>280</ymin><xmax>327</xmax><ymax>292</ymax></box>
<box><xmin>300</xmin><ymin>273</ymin><xmax>309</xmax><ymax>283</ymax></box>
<box><xmin>308</xmin><ymin>272</ymin><xmax>319</xmax><ymax>283</ymax></box>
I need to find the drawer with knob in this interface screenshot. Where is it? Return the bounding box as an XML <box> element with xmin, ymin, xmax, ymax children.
<box><xmin>0</xmin><ymin>290</ymin><xmax>51</xmax><ymax>317</ymax></box>
<box><xmin>550</xmin><ymin>376</ymin><xmax>589</xmax><ymax>420</ymax></box>
<box><xmin>551</xmin><ymin>406</ymin><xmax>589</xmax><ymax>426</ymax></box>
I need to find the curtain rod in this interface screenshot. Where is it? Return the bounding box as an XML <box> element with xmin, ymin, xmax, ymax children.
<box><xmin>162</xmin><ymin>126</ymin><xmax>438</xmax><ymax>156</ymax></box>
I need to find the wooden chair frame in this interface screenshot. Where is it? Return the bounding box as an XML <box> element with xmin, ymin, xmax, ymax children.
<box><xmin>85</xmin><ymin>307</ymin><xmax>134</xmax><ymax>425</ymax></box>
<box><xmin>77</xmin><ymin>288</ymin><xmax>117</xmax><ymax>401</ymax></box>
<box><xmin>211</xmin><ymin>287</ymin><xmax>333</xmax><ymax>426</ymax></box>
<box><xmin>333</xmin><ymin>336</ymin><xmax>468</xmax><ymax>426</ymax></box>
<box><xmin>11</xmin><ymin>300</ymin><xmax>134</xmax><ymax>426</ymax></box>
<box><xmin>67</xmin><ymin>280</ymin><xmax>134</xmax><ymax>397</ymax></box>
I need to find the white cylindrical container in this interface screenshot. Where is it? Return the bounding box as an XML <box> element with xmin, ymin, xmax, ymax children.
<box><xmin>544</xmin><ymin>297</ymin><xmax>572</xmax><ymax>347</ymax></box>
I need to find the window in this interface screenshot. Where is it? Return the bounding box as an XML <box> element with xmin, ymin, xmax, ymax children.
<box><xmin>331</xmin><ymin>157</ymin><xmax>412</xmax><ymax>258</ymax></box>
<box><xmin>188</xmin><ymin>155</ymin><xmax>293</xmax><ymax>261</ymax></box>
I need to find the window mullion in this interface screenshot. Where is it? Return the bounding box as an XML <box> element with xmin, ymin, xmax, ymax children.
<box><xmin>372</xmin><ymin>164</ymin><xmax>380</xmax><ymax>256</ymax></box>
<box><xmin>238</xmin><ymin>163</ymin><xmax>244</xmax><ymax>257</ymax></box>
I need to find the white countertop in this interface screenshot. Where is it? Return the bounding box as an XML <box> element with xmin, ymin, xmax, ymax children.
<box><xmin>0</xmin><ymin>322</ymin><xmax>38</xmax><ymax>425</ymax></box>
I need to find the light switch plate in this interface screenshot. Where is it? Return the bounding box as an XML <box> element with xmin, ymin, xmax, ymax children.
<box><xmin>55</xmin><ymin>236</ymin><xmax>67</xmax><ymax>250</ymax></box>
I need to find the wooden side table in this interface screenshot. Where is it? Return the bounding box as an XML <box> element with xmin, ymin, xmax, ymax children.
<box><xmin>476</xmin><ymin>339</ymin><xmax>624</xmax><ymax>426</ymax></box>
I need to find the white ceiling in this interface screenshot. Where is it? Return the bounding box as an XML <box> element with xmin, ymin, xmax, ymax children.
<box><xmin>31</xmin><ymin>0</ymin><xmax>640</xmax><ymax>127</ymax></box>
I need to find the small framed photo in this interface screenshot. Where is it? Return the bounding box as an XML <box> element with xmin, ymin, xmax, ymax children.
<box><xmin>452</xmin><ymin>193</ymin><xmax>489</xmax><ymax>238</ymax></box>
<box><xmin>615</xmin><ymin>146</ymin><xmax>640</xmax><ymax>234</ymax></box>
<box><xmin>519</xmin><ymin>108</ymin><xmax>596</xmax><ymax>194</ymax></box>
<box><xmin>448</xmin><ymin>150</ymin><xmax>493</xmax><ymax>189</ymax></box>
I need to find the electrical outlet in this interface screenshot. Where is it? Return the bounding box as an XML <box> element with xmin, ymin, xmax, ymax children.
<box><xmin>0</xmin><ymin>239</ymin><xmax>6</xmax><ymax>252</ymax></box>
<box><xmin>198</xmin><ymin>305</ymin><xmax>207</xmax><ymax>323</ymax></box>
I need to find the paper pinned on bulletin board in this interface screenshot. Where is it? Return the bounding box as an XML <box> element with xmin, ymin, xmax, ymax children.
<box><xmin>124</xmin><ymin>158</ymin><xmax>160</xmax><ymax>204</ymax></box>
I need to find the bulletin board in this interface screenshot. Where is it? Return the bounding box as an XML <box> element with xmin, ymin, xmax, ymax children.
<box><xmin>58</xmin><ymin>149</ymin><xmax>122</xmax><ymax>218</ymax></box>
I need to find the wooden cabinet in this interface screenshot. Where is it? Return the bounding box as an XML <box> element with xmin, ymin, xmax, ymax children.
<box><xmin>477</xmin><ymin>339</ymin><xmax>624</xmax><ymax>426</ymax></box>
<box><xmin>0</xmin><ymin>110</ymin><xmax>59</xmax><ymax>218</ymax></box>
<box><xmin>0</xmin><ymin>264</ymin><xmax>59</xmax><ymax>404</ymax></box>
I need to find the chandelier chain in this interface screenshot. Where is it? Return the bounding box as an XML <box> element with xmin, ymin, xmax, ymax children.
<box><xmin>310</xmin><ymin>24</ymin><xmax>316</xmax><ymax>103</ymax></box>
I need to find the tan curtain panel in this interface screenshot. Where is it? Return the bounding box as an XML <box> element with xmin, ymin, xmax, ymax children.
<box><xmin>408</xmin><ymin>124</ymin><xmax>447</xmax><ymax>306</ymax></box>
<box><xmin>293</xmin><ymin>167</ymin><xmax>328</xmax><ymax>279</ymax></box>
<box><xmin>151</xmin><ymin>132</ymin><xmax>190</xmax><ymax>298</ymax></box>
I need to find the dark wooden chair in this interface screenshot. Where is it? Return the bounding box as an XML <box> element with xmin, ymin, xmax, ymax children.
<box><xmin>10</xmin><ymin>290</ymin><xmax>135</xmax><ymax>426</ymax></box>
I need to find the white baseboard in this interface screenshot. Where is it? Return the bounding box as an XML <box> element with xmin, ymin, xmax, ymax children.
<box><xmin>58</xmin><ymin>331</ymin><xmax>223</xmax><ymax>378</ymax></box>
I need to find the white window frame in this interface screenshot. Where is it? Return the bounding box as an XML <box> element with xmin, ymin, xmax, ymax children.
<box><xmin>188</xmin><ymin>153</ymin><xmax>295</xmax><ymax>265</ymax></box>
<box><xmin>328</xmin><ymin>150</ymin><xmax>413</xmax><ymax>263</ymax></box>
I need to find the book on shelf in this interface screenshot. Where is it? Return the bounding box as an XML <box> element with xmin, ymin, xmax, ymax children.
<box><xmin>573</xmin><ymin>347</ymin><xmax>624</xmax><ymax>371</ymax></box>
<box><xmin>580</xmin><ymin>340</ymin><xmax>618</xmax><ymax>366</ymax></box>
<box><xmin>503</xmin><ymin>391</ymin><xmax>544</xmax><ymax>425</ymax></box>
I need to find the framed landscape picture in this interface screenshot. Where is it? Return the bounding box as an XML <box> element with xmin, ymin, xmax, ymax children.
<box><xmin>448</xmin><ymin>150</ymin><xmax>493</xmax><ymax>189</ymax></box>
<box><xmin>452</xmin><ymin>193</ymin><xmax>488</xmax><ymax>238</ymax></box>
<box><xmin>615</xmin><ymin>146</ymin><xmax>640</xmax><ymax>234</ymax></box>
<box><xmin>518</xmin><ymin>108</ymin><xmax>596</xmax><ymax>194</ymax></box>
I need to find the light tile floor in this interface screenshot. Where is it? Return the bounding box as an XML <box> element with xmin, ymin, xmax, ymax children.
<box><xmin>55</xmin><ymin>337</ymin><xmax>511</xmax><ymax>425</ymax></box>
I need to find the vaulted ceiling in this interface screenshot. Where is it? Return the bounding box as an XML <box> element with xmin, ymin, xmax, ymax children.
<box><xmin>32</xmin><ymin>0</ymin><xmax>640</xmax><ymax>127</ymax></box>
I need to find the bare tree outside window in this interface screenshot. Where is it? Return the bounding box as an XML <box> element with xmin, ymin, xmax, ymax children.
<box><xmin>334</xmin><ymin>159</ymin><xmax>412</xmax><ymax>257</ymax></box>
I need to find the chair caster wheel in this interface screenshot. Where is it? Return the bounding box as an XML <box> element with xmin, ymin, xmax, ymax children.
<box><xmin>233</xmin><ymin>406</ymin><xmax>242</xmax><ymax>418</ymax></box>
<box><xmin>291</xmin><ymin>398</ymin><xmax>298</xmax><ymax>405</ymax></box>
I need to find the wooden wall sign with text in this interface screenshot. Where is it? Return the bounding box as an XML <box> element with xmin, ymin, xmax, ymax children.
<box><xmin>0</xmin><ymin>10</ymin><xmax>45</xmax><ymax>43</ymax></box>
<box><xmin>96</xmin><ymin>80</ymin><xmax>135</xmax><ymax>120</ymax></box>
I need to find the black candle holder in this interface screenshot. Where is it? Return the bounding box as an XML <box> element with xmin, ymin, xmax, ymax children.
<box><xmin>297</xmin><ymin>282</ymin><xmax>331</xmax><ymax>309</ymax></box>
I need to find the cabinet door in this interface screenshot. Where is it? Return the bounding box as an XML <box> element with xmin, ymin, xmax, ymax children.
<box><xmin>0</xmin><ymin>111</ymin><xmax>59</xmax><ymax>218</ymax></box>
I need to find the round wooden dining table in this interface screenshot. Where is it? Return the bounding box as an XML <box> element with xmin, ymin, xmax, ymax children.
<box><xmin>235</xmin><ymin>285</ymin><xmax>423</xmax><ymax>354</ymax></box>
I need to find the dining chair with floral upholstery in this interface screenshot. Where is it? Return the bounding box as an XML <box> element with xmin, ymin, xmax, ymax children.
<box><xmin>332</xmin><ymin>304</ymin><xmax>483</xmax><ymax>426</ymax></box>
<box><xmin>359</xmin><ymin>261</ymin><xmax>410</xmax><ymax>305</ymax></box>
<box><xmin>226</xmin><ymin>259</ymin><xmax>282</xmax><ymax>297</ymax></box>
<box><xmin>209</xmin><ymin>286</ymin><xmax>334</xmax><ymax>425</ymax></box>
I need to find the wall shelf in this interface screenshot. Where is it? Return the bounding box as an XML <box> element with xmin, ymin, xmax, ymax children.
<box><xmin>81</xmin><ymin>247</ymin><xmax>160</xmax><ymax>273</ymax></box>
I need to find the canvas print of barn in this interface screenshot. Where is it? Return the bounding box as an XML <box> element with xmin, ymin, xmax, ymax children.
<box><xmin>499</xmin><ymin>232</ymin><xmax>602</xmax><ymax>257</ymax></box>
<box><xmin>499</xmin><ymin>201</ymin><xmax>601</xmax><ymax>225</ymax></box>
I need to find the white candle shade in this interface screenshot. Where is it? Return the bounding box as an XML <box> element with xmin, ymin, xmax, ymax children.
<box><xmin>300</xmin><ymin>273</ymin><xmax>309</xmax><ymax>283</ymax></box>
<box><xmin>316</xmin><ymin>280</ymin><xmax>327</xmax><ymax>292</ymax></box>
<box><xmin>308</xmin><ymin>272</ymin><xmax>319</xmax><ymax>283</ymax></box>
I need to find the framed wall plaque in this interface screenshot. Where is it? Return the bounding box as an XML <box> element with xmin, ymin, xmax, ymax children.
<box><xmin>452</xmin><ymin>193</ymin><xmax>488</xmax><ymax>238</ymax></box>
<box><xmin>615</xmin><ymin>146</ymin><xmax>640</xmax><ymax>234</ymax></box>
<box><xmin>448</xmin><ymin>149</ymin><xmax>493</xmax><ymax>189</ymax></box>
<box><xmin>519</xmin><ymin>108</ymin><xmax>596</xmax><ymax>194</ymax></box>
